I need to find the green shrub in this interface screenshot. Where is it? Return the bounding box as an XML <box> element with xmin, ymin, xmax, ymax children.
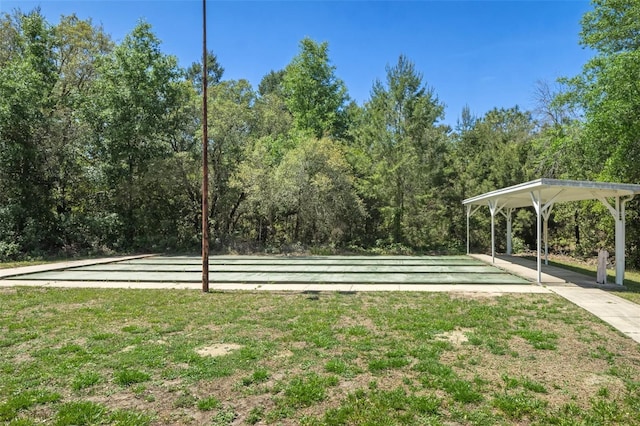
<box><xmin>0</xmin><ymin>241</ymin><xmax>21</xmax><ymax>261</ymax></box>
<box><xmin>114</xmin><ymin>369</ymin><xmax>150</xmax><ymax>386</ymax></box>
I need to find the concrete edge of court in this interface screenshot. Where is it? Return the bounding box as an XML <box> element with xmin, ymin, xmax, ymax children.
<box><xmin>0</xmin><ymin>254</ymin><xmax>155</xmax><ymax>279</ymax></box>
<box><xmin>0</xmin><ymin>279</ymin><xmax>551</xmax><ymax>293</ymax></box>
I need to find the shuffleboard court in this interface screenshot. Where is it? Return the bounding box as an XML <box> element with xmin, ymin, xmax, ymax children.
<box><xmin>70</xmin><ymin>264</ymin><xmax>500</xmax><ymax>273</ymax></box>
<box><xmin>4</xmin><ymin>255</ymin><xmax>531</xmax><ymax>286</ymax></box>
<box><xmin>118</xmin><ymin>255</ymin><xmax>482</xmax><ymax>266</ymax></box>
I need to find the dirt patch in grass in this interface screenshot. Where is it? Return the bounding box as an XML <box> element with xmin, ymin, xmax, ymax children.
<box><xmin>274</xmin><ymin>349</ymin><xmax>294</xmax><ymax>359</ymax></box>
<box><xmin>196</xmin><ymin>343</ymin><xmax>243</xmax><ymax>357</ymax></box>
<box><xmin>436</xmin><ymin>328</ymin><xmax>471</xmax><ymax>345</ymax></box>
<box><xmin>450</xmin><ymin>291</ymin><xmax>503</xmax><ymax>300</ymax></box>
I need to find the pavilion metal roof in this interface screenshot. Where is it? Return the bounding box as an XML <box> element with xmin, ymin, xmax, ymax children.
<box><xmin>462</xmin><ymin>178</ymin><xmax>640</xmax><ymax>209</ymax></box>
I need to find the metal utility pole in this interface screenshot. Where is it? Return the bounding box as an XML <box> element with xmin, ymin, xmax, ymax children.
<box><xmin>201</xmin><ymin>0</ymin><xmax>209</xmax><ymax>292</ymax></box>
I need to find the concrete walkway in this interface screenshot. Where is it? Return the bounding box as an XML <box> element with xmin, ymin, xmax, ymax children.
<box><xmin>471</xmin><ymin>254</ymin><xmax>640</xmax><ymax>344</ymax></box>
<box><xmin>0</xmin><ymin>254</ymin><xmax>154</xmax><ymax>279</ymax></box>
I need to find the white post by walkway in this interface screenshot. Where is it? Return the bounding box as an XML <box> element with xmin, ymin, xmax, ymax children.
<box><xmin>598</xmin><ymin>196</ymin><xmax>633</xmax><ymax>285</ymax></box>
<box><xmin>488</xmin><ymin>200</ymin><xmax>503</xmax><ymax>264</ymax></box>
<box><xmin>542</xmin><ymin>203</ymin><xmax>554</xmax><ymax>266</ymax></box>
<box><xmin>615</xmin><ymin>197</ymin><xmax>624</xmax><ymax>284</ymax></box>
<box><xmin>616</xmin><ymin>198</ymin><xmax>631</xmax><ymax>285</ymax></box>
<box><xmin>504</xmin><ymin>208</ymin><xmax>514</xmax><ymax>255</ymax></box>
<box><xmin>543</xmin><ymin>216</ymin><xmax>548</xmax><ymax>265</ymax></box>
<box><xmin>466</xmin><ymin>205</ymin><xmax>471</xmax><ymax>255</ymax></box>
<box><xmin>530</xmin><ymin>191</ymin><xmax>542</xmax><ymax>283</ymax></box>
<box><xmin>489</xmin><ymin>201</ymin><xmax>496</xmax><ymax>263</ymax></box>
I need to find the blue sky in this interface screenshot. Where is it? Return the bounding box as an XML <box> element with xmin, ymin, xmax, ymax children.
<box><xmin>2</xmin><ymin>0</ymin><xmax>594</xmax><ymax>126</ymax></box>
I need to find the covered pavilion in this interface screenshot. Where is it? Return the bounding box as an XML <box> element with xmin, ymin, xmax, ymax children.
<box><xmin>463</xmin><ymin>178</ymin><xmax>640</xmax><ymax>284</ymax></box>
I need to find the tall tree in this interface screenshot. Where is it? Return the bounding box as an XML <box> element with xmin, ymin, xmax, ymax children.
<box><xmin>561</xmin><ymin>0</ymin><xmax>640</xmax><ymax>182</ymax></box>
<box><xmin>206</xmin><ymin>79</ymin><xmax>255</xmax><ymax>242</ymax></box>
<box><xmin>451</xmin><ymin>107</ymin><xmax>535</xmax><ymax>201</ymax></box>
<box><xmin>559</xmin><ymin>0</ymin><xmax>640</xmax><ymax>266</ymax></box>
<box><xmin>254</xmin><ymin>70</ymin><xmax>293</xmax><ymax>139</ymax></box>
<box><xmin>529</xmin><ymin>80</ymin><xmax>587</xmax><ymax>180</ymax></box>
<box><xmin>258</xmin><ymin>69</ymin><xmax>285</xmax><ymax>97</ymax></box>
<box><xmin>282</xmin><ymin>38</ymin><xmax>349</xmax><ymax>139</ymax></box>
<box><xmin>450</xmin><ymin>107</ymin><xmax>536</xmax><ymax>252</ymax></box>
<box><xmin>273</xmin><ymin>137</ymin><xmax>364</xmax><ymax>244</ymax></box>
<box><xmin>47</xmin><ymin>14</ymin><xmax>113</xmax><ymax>251</ymax></box>
<box><xmin>185</xmin><ymin>50</ymin><xmax>224</xmax><ymax>93</ymax></box>
<box><xmin>0</xmin><ymin>9</ymin><xmax>58</xmax><ymax>255</ymax></box>
<box><xmin>87</xmin><ymin>21</ymin><xmax>186</xmax><ymax>248</ymax></box>
<box><xmin>356</xmin><ymin>55</ymin><xmax>447</xmax><ymax>246</ymax></box>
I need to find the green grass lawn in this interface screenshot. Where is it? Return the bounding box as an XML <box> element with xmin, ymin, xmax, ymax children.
<box><xmin>1</xmin><ymin>288</ymin><xmax>639</xmax><ymax>425</ymax></box>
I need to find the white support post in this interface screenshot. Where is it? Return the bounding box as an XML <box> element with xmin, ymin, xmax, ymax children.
<box><xmin>616</xmin><ymin>197</ymin><xmax>624</xmax><ymax>284</ymax></box>
<box><xmin>598</xmin><ymin>195</ymin><xmax>633</xmax><ymax>285</ymax></box>
<box><xmin>538</xmin><ymin>190</ymin><xmax>565</xmax><ymax>264</ymax></box>
<box><xmin>506</xmin><ymin>208</ymin><xmax>513</xmax><ymax>255</ymax></box>
<box><xmin>466</xmin><ymin>205</ymin><xmax>471</xmax><ymax>255</ymax></box>
<box><xmin>619</xmin><ymin>197</ymin><xmax>629</xmax><ymax>284</ymax></box>
<box><xmin>488</xmin><ymin>200</ymin><xmax>504</xmax><ymax>264</ymax></box>
<box><xmin>489</xmin><ymin>201</ymin><xmax>496</xmax><ymax>264</ymax></box>
<box><xmin>499</xmin><ymin>207</ymin><xmax>515</xmax><ymax>255</ymax></box>
<box><xmin>530</xmin><ymin>191</ymin><xmax>542</xmax><ymax>283</ymax></box>
<box><xmin>542</xmin><ymin>203</ymin><xmax>554</xmax><ymax>266</ymax></box>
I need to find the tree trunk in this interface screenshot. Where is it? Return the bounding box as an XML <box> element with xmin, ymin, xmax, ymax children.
<box><xmin>227</xmin><ymin>192</ymin><xmax>246</xmax><ymax>235</ymax></box>
<box><xmin>393</xmin><ymin>174</ymin><xmax>404</xmax><ymax>243</ymax></box>
<box><xmin>125</xmin><ymin>156</ymin><xmax>135</xmax><ymax>247</ymax></box>
<box><xmin>574</xmin><ymin>209</ymin><xmax>580</xmax><ymax>246</ymax></box>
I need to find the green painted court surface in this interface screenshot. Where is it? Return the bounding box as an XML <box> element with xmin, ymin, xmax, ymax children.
<box><xmin>8</xmin><ymin>255</ymin><xmax>530</xmax><ymax>285</ymax></box>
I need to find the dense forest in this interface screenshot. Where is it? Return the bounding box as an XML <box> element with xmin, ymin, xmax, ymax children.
<box><xmin>1</xmin><ymin>1</ymin><xmax>639</xmax><ymax>267</ymax></box>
